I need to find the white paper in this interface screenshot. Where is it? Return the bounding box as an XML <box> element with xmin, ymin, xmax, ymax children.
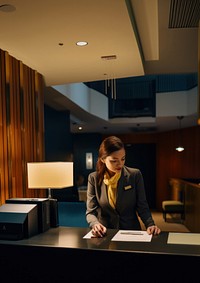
<box><xmin>111</xmin><ymin>230</ymin><xmax>152</xmax><ymax>242</ymax></box>
<box><xmin>83</xmin><ymin>230</ymin><xmax>94</xmax><ymax>239</ymax></box>
<box><xmin>167</xmin><ymin>232</ymin><xmax>200</xmax><ymax>245</ymax></box>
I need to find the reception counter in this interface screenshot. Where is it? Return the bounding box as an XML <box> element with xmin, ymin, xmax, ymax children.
<box><xmin>0</xmin><ymin>227</ymin><xmax>200</xmax><ymax>282</ymax></box>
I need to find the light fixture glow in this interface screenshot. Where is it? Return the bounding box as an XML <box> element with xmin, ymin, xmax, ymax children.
<box><xmin>176</xmin><ymin>146</ymin><xmax>184</xmax><ymax>152</ymax></box>
<box><xmin>76</xmin><ymin>41</ymin><xmax>88</xmax><ymax>46</ymax></box>
<box><xmin>86</xmin><ymin>153</ymin><xmax>93</xmax><ymax>169</ymax></box>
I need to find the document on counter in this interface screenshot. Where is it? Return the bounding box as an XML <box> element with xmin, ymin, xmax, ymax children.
<box><xmin>167</xmin><ymin>232</ymin><xmax>200</xmax><ymax>245</ymax></box>
<box><xmin>83</xmin><ymin>230</ymin><xmax>94</xmax><ymax>239</ymax></box>
<box><xmin>83</xmin><ymin>230</ymin><xmax>152</xmax><ymax>241</ymax></box>
<box><xmin>111</xmin><ymin>230</ymin><xmax>152</xmax><ymax>242</ymax></box>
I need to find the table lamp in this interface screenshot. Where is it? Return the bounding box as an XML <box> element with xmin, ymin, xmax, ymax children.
<box><xmin>27</xmin><ymin>162</ymin><xmax>74</xmax><ymax>198</ymax></box>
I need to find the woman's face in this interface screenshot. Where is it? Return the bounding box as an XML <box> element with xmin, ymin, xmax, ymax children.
<box><xmin>102</xmin><ymin>148</ymin><xmax>126</xmax><ymax>175</ymax></box>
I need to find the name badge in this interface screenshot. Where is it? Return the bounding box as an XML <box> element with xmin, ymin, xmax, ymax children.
<box><xmin>124</xmin><ymin>185</ymin><xmax>132</xmax><ymax>190</ymax></box>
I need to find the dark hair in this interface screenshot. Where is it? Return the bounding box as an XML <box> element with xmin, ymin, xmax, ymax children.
<box><xmin>96</xmin><ymin>136</ymin><xmax>124</xmax><ymax>185</ymax></box>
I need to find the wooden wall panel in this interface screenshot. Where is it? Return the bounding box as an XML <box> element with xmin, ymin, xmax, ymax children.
<box><xmin>0</xmin><ymin>49</ymin><xmax>45</xmax><ymax>205</ymax></box>
<box><xmin>0</xmin><ymin>49</ymin><xmax>7</xmax><ymax>203</ymax></box>
<box><xmin>169</xmin><ymin>178</ymin><xmax>200</xmax><ymax>233</ymax></box>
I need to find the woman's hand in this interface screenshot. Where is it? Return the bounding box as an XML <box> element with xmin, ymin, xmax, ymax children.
<box><xmin>147</xmin><ymin>225</ymin><xmax>161</xmax><ymax>235</ymax></box>
<box><xmin>92</xmin><ymin>223</ymin><xmax>107</xmax><ymax>238</ymax></box>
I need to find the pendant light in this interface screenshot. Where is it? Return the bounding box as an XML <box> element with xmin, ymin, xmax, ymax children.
<box><xmin>176</xmin><ymin>116</ymin><xmax>184</xmax><ymax>152</ymax></box>
<box><xmin>101</xmin><ymin>55</ymin><xmax>117</xmax><ymax>100</ymax></box>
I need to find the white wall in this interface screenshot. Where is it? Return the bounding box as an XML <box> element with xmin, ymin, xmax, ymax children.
<box><xmin>53</xmin><ymin>83</ymin><xmax>197</xmax><ymax>122</ymax></box>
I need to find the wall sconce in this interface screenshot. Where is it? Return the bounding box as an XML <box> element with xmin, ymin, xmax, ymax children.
<box><xmin>86</xmin><ymin>153</ymin><xmax>93</xmax><ymax>169</ymax></box>
<box><xmin>176</xmin><ymin>116</ymin><xmax>184</xmax><ymax>152</ymax></box>
<box><xmin>27</xmin><ymin>162</ymin><xmax>74</xmax><ymax>198</ymax></box>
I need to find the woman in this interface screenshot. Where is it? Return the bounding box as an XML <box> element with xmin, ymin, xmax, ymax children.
<box><xmin>86</xmin><ymin>136</ymin><xmax>161</xmax><ymax>237</ymax></box>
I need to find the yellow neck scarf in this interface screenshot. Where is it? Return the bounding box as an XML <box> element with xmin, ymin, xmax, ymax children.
<box><xmin>103</xmin><ymin>172</ymin><xmax>121</xmax><ymax>209</ymax></box>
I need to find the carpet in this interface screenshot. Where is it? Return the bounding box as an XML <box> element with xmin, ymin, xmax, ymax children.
<box><xmin>140</xmin><ymin>211</ymin><xmax>190</xmax><ymax>233</ymax></box>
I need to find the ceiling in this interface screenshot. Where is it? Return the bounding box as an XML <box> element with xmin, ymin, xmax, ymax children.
<box><xmin>0</xmin><ymin>0</ymin><xmax>199</xmax><ymax>134</ymax></box>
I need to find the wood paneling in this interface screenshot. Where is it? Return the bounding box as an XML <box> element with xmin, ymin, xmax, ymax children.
<box><xmin>169</xmin><ymin>178</ymin><xmax>200</xmax><ymax>232</ymax></box>
<box><xmin>0</xmin><ymin>49</ymin><xmax>45</xmax><ymax>204</ymax></box>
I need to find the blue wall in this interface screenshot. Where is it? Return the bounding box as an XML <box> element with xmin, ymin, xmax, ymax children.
<box><xmin>44</xmin><ymin>105</ymin><xmax>73</xmax><ymax>161</ymax></box>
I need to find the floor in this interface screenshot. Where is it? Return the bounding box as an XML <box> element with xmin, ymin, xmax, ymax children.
<box><xmin>140</xmin><ymin>211</ymin><xmax>190</xmax><ymax>233</ymax></box>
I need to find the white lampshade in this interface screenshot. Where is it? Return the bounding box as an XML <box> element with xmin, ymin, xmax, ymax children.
<box><xmin>27</xmin><ymin>162</ymin><xmax>73</xmax><ymax>189</ymax></box>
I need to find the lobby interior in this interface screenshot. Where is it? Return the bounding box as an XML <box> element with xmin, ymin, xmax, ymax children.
<box><xmin>0</xmin><ymin>0</ymin><xmax>200</xmax><ymax>233</ymax></box>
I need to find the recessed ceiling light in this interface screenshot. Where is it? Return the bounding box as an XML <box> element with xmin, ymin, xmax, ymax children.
<box><xmin>76</xmin><ymin>41</ymin><xmax>88</xmax><ymax>47</ymax></box>
<box><xmin>0</xmin><ymin>4</ymin><xmax>16</xmax><ymax>12</ymax></box>
<box><xmin>78</xmin><ymin>126</ymin><xmax>83</xmax><ymax>130</ymax></box>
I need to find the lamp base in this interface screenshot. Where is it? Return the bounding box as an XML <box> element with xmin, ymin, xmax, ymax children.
<box><xmin>48</xmin><ymin>188</ymin><xmax>52</xmax><ymax>199</ymax></box>
<box><xmin>49</xmin><ymin>198</ymin><xmax>59</xmax><ymax>227</ymax></box>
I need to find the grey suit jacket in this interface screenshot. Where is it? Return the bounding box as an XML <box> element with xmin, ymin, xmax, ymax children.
<box><xmin>86</xmin><ymin>166</ymin><xmax>155</xmax><ymax>230</ymax></box>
